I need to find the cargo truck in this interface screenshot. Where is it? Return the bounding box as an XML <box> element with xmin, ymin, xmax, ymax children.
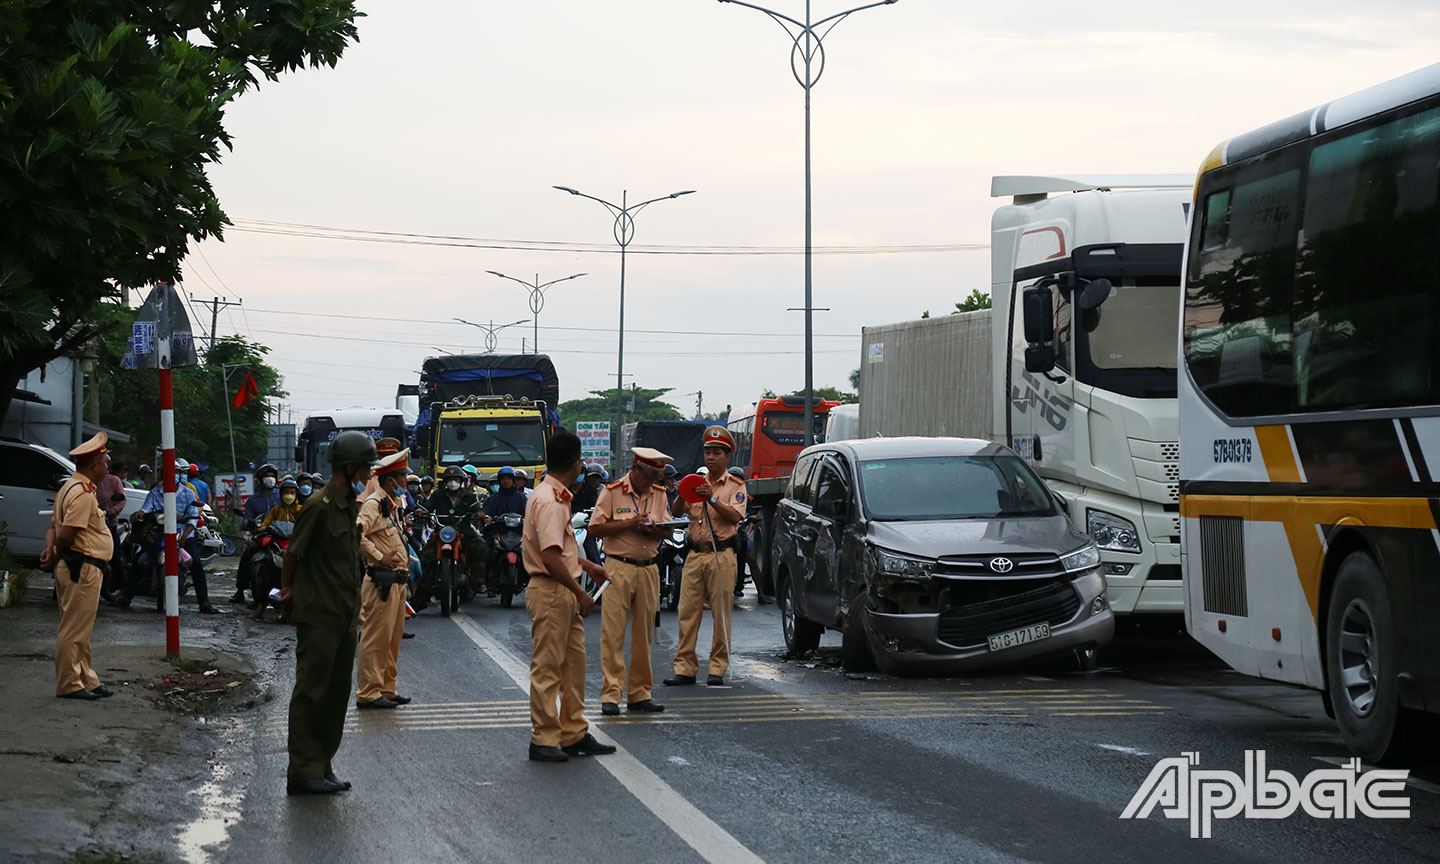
<box><xmin>617</xmin><ymin>420</ymin><xmax>708</xmax><ymax>476</ymax></box>
<box><xmin>856</xmin><ymin>174</ymin><xmax>1192</xmax><ymax>616</ymax></box>
<box><xmin>414</xmin><ymin>354</ymin><xmax>560</xmax><ymax>480</ymax></box>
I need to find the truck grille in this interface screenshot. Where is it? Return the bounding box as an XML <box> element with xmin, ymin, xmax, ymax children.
<box><xmin>937</xmin><ymin>581</ymin><xmax>1082</xmax><ymax>648</ymax></box>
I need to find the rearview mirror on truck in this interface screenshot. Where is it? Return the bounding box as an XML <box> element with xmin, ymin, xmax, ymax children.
<box><xmin>1022</xmin><ymin>285</ymin><xmax>1054</xmax><ymax>344</ymax></box>
<box><xmin>1025</xmin><ymin>344</ymin><xmax>1056</xmax><ymax>374</ymax></box>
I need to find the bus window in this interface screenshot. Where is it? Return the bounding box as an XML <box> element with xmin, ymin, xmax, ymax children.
<box><xmin>1294</xmin><ymin>104</ymin><xmax>1440</xmax><ymax>411</ymax></box>
<box><xmin>1184</xmin><ymin>149</ymin><xmax>1303</xmax><ymax>417</ymax></box>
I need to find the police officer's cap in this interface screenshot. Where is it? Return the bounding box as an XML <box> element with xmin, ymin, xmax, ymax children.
<box><xmin>329</xmin><ymin>431</ymin><xmax>380</xmax><ymax>467</ymax></box>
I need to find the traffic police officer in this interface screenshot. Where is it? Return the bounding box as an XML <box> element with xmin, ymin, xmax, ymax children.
<box><xmin>588</xmin><ymin>447</ymin><xmax>674</xmax><ymax>716</ymax></box>
<box><xmin>280</xmin><ymin>430</ymin><xmax>377</xmax><ymax>795</ymax></box>
<box><xmin>356</xmin><ymin>448</ymin><xmax>413</xmax><ymax>709</ymax></box>
<box><xmin>42</xmin><ymin>432</ymin><xmax>115</xmax><ymax>700</ymax></box>
<box><xmin>665</xmin><ymin>426</ymin><xmax>747</xmax><ymax>688</ymax></box>
<box><xmin>522</xmin><ymin>429</ymin><xmax>615</xmax><ymax>762</ymax></box>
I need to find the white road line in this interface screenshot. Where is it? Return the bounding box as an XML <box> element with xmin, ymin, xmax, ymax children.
<box><xmin>451</xmin><ymin>609</ymin><xmax>765</xmax><ymax>864</ymax></box>
<box><xmin>1313</xmin><ymin>756</ymin><xmax>1440</xmax><ymax>795</ymax></box>
<box><xmin>1095</xmin><ymin>744</ymin><xmax>1151</xmax><ymax>757</ymax></box>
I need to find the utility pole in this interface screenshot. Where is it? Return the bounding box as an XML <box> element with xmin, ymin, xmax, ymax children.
<box><xmin>685</xmin><ymin>390</ymin><xmax>704</xmax><ymax>421</ymax></box>
<box><xmin>192</xmin><ymin>294</ymin><xmax>241</xmax><ymax>352</ymax></box>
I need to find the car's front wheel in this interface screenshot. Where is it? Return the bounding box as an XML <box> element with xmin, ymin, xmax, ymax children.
<box><xmin>841</xmin><ymin>598</ymin><xmax>878</xmax><ymax>672</ymax></box>
<box><xmin>779</xmin><ymin>571</ymin><xmax>822</xmax><ymax>655</ymax></box>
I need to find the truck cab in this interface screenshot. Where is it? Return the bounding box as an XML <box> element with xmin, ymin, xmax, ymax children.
<box><xmin>992</xmin><ymin>174</ymin><xmax>1190</xmax><ymax>615</ymax></box>
<box><xmin>428</xmin><ymin>395</ymin><xmax>549</xmax><ymax>481</ymax></box>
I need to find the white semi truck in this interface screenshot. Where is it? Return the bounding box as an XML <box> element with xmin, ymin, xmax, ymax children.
<box><xmin>860</xmin><ymin>175</ymin><xmax>1191</xmax><ymax>615</ymax></box>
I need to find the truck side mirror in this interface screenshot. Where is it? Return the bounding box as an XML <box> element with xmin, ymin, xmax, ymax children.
<box><xmin>1077</xmin><ymin>278</ymin><xmax>1112</xmax><ymax>312</ymax></box>
<box><xmin>1025</xmin><ymin>344</ymin><xmax>1056</xmax><ymax>374</ymax></box>
<box><xmin>293</xmin><ymin>446</ymin><xmax>303</xmax><ymax>464</ymax></box>
<box><xmin>1022</xmin><ymin>285</ymin><xmax>1054</xmax><ymax>344</ymax></box>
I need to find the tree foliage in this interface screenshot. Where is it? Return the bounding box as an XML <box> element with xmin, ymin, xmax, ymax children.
<box><xmin>558</xmin><ymin>387</ymin><xmax>685</xmax><ymax>427</ymax></box>
<box><xmin>0</xmin><ymin>0</ymin><xmax>362</xmax><ymax>420</ymax></box>
<box><xmin>94</xmin><ymin>301</ymin><xmax>287</xmax><ymax>473</ymax></box>
<box><xmin>922</xmin><ymin>289</ymin><xmax>992</xmax><ymax>319</ymax></box>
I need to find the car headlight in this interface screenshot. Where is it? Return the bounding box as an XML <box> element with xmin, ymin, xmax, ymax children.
<box><xmin>872</xmin><ymin>548</ymin><xmax>934</xmax><ymax>582</ymax></box>
<box><xmin>1086</xmin><ymin>509</ymin><xmax>1141</xmax><ymax>553</ymax></box>
<box><xmin>1060</xmin><ymin>543</ymin><xmax>1101</xmax><ymax>574</ymax></box>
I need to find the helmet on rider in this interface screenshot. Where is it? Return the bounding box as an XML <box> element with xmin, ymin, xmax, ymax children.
<box><xmin>279</xmin><ymin>477</ymin><xmax>298</xmax><ymax>491</ymax></box>
<box><xmin>662</xmin><ymin>464</ymin><xmax>678</xmax><ymax>480</ymax></box>
<box><xmin>256</xmin><ymin>462</ymin><xmax>279</xmax><ymax>492</ymax></box>
<box><xmin>257</xmin><ymin>463</ymin><xmax>278</xmax><ymax>478</ymax></box>
<box><xmin>442</xmin><ymin>465</ymin><xmax>466</xmax><ymax>492</ymax></box>
<box><xmin>187</xmin><ymin>463</ymin><xmax>200</xmax><ymax>476</ymax></box>
<box><xmin>174</xmin><ymin>458</ymin><xmax>189</xmax><ymax>473</ymax></box>
<box><xmin>727</xmin><ymin>467</ymin><xmax>745</xmax><ymax>479</ymax></box>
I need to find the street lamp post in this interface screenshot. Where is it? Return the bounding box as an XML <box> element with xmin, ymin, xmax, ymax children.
<box><xmin>483</xmin><ymin>272</ymin><xmax>586</xmax><ymax>353</ymax></box>
<box><xmin>553</xmin><ymin>185</ymin><xmax>695</xmax><ymax>416</ymax></box>
<box><xmin>717</xmin><ymin>0</ymin><xmax>898</xmax><ymax>445</ymax></box>
<box><xmin>454</xmin><ymin>317</ymin><xmax>529</xmax><ymax>353</ymax></box>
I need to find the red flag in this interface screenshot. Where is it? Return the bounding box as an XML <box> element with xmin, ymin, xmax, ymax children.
<box><xmin>231</xmin><ymin>369</ymin><xmax>259</xmax><ymax>408</ymax></box>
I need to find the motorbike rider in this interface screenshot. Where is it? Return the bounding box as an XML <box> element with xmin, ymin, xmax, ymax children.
<box><xmin>419</xmin><ymin>465</ymin><xmax>487</xmax><ymax>604</ymax></box>
<box><xmin>661</xmin><ymin>464</ymin><xmax>680</xmax><ymax>510</ymax></box>
<box><xmin>515</xmin><ymin>468</ymin><xmax>532</xmax><ymax>501</ymax></box>
<box><xmin>482</xmin><ymin>467</ymin><xmax>527</xmax><ymax>556</ymax></box>
<box><xmin>187</xmin><ymin>463</ymin><xmax>211</xmax><ymax>506</ymax></box>
<box><xmin>262</xmin><ymin>478</ymin><xmax>303</xmax><ymax>529</ymax></box>
<box><xmin>136</xmin><ymin>458</ymin><xmax>218</xmax><ymax>614</ymax></box>
<box><xmin>233</xmin><ymin>463</ymin><xmax>282</xmax><ymax>604</ymax></box>
<box><xmin>403</xmin><ymin>474</ymin><xmax>422</xmax><ymax>510</ymax></box>
<box><xmin>296</xmin><ymin>473</ymin><xmax>317</xmax><ymax>505</ymax></box>
<box><xmin>571</xmin><ymin>465</ymin><xmax>604</xmax><ymax>563</ymax></box>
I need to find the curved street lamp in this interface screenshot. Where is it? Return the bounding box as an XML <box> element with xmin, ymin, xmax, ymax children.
<box><xmin>553</xmin><ymin>186</ymin><xmax>695</xmax><ymax>411</ymax></box>
<box><xmin>717</xmin><ymin>0</ymin><xmax>899</xmax><ymax>444</ymax></box>
<box><xmin>482</xmin><ymin>272</ymin><xmax>586</xmax><ymax>353</ymax></box>
<box><xmin>453</xmin><ymin>317</ymin><xmax>529</xmax><ymax>353</ymax></box>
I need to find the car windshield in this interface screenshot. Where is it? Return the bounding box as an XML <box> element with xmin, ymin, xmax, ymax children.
<box><xmin>438</xmin><ymin>420</ymin><xmax>545</xmax><ymax>468</ymax></box>
<box><xmin>857</xmin><ymin>454</ymin><xmax>1055</xmax><ymax>521</ymax></box>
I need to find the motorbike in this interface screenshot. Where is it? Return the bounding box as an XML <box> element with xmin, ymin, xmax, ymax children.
<box><xmin>194</xmin><ymin>504</ymin><xmax>225</xmax><ymax>563</ymax></box>
<box><xmin>119</xmin><ymin>510</ymin><xmax>191</xmax><ymax>610</ymax></box>
<box><xmin>425</xmin><ymin>513</ymin><xmax>475</xmax><ymax>616</ymax></box>
<box><xmin>658</xmin><ymin>521</ymin><xmax>690</xmax><ymax>612</ymax></box>
<box><xmin>489</xmin><ymin>512</ymin><xmax>528</xmax><ymax>608</ymax></box>
<box><xmin>249</xmin><ymin>521</ymin><xmax>293</xmax><ymax>618</ymax></box>
<box><xmin>571</xmin><ymin>510</ymin><xmax>602</xmax><ymax>596</ymax></box>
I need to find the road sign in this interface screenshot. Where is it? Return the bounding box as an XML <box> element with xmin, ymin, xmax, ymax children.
<box><xmin>576</xmin><ymin>421</ymin><xmax>611</xmax><ymax>471</ymax></box>
<box><xmin>122</xmin><ymin>282</ymin><xmax>198</xmax><ymax>370</ymax></box>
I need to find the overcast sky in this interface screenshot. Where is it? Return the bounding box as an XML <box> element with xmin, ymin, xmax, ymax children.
<box><xmin>184</xmin><ymin>0</ymin><xmax>1440</xmax><ymax>424</ymax></box>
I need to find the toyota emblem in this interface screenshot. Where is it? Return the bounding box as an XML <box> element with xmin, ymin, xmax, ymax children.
<box><xmin>989</xmin><ymin>557</ymin><xmax>1015</xmax><ymax>573</ymax></box>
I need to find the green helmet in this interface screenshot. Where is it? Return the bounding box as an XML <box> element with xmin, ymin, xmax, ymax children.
<box><xmin>330</xmin><ymin>431</ymin><xmax>379</xmax><ymax>468</ymax></box>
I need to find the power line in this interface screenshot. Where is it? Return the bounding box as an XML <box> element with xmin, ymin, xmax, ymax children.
<box><xmin>195</xmin><ymin>247</ymin><xmax>236</xmax><ymax>299</ymax></box>
<box><xmin>230</xmin><ymin>218</ymin><xmax>987</xmax><ymax>257</ymax></box>
<box><xmin>242</xmin><ymin>306</ymin><xmax>858</xmax><ymax>339</ymax></box>
<box><xmin>248</xmin><ymin>325</ymin><xmax>856</xmax><ymax>355</ymax></box>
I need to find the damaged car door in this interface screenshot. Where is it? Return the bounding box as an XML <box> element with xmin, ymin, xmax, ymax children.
<box><xmin>807</xmin><ymin>456</ymin><xmax>851</xmax><ymax>627</ymax></box>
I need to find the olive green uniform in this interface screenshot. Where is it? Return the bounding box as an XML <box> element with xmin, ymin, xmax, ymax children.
<box><xmin>286</xmin><ymin>487</ymin><xmax>364</xmax><ymax>783</ymax></box>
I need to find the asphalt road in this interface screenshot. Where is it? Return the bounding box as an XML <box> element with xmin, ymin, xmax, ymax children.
<box><xmin>204</xmin><ymin>590</ymin><xmax>1440</xmax><ymax>864</ymax></box>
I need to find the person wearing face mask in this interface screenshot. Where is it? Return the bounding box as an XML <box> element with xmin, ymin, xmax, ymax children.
<box><xmin>355</xmin><ymin>449</ymin><xmax>414</xmax><ymax>709</ymax></box>
<box><xmin>278</xmin><ymin>431</ymin><xmax>378</xmax><ymax>796</ymax></box>
<box><xmin>295</xmin><ymin>473</ymin><xmax>316</xmax><ymax>505</ymax></box>
<box><xmin>419</xmin><ymin>466</ymin><xmax>487</xmax><ymax>605</ymax></box>
<box><xmin>262</xmin><ymin>478</ymin><xmax>303</xmax><ymax>529</ymax></box>
<box><xmin>403</xmin><ymin>474</ymin><xmax>422</xmax><ymax>511</ymax></box>
<box><xmin>233</xmin><ymin>463</ymin><xmax>282</xmax><ymax>605</ymax></box>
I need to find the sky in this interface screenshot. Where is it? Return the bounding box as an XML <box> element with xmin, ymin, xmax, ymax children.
<box><xmin>181</xmin><ymin>0</ymin><xmax>1440</xmax><ymax>425</ymax></box>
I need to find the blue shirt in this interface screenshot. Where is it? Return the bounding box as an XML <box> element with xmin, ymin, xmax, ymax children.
<box><xmin>190</xmin><ymin>477</ymin><xmax>211</xmax><ymax>505</ymax></box>
<box><xmin>484</xmin><ymin>488</ymin><xmax>527</xmax><ymax>519</ymax></box>
<box><xmin>141</xmin><ymin>483</ymin><xmax>200</xmax><ymax>528</ymax></box>
<box><xmin>244</xmin><ymin>488</ymin><xmax>282</xmax><ymax>524</ymax></box>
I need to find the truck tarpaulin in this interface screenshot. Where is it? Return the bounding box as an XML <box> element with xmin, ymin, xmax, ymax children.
<box><xmin>417</xmin><ymin>354</ymin><xmax>560</xmax><ymax>426</ymax></box>
<box><xmin>619</xmin><ymin>421</ymin><xmax>707</xmax><ymax>476</ymax></box>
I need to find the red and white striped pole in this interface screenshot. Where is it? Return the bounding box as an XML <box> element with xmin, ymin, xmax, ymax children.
<box><xmin>160</xmin><ymin>366</ymin><xmax>180</xmax><ymax>656</ymax></box>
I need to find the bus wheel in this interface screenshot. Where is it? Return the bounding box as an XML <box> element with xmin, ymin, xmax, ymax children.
<box><xmin>1325</xmin><ymin>552</ymin><xmax>1418</xmax><ymax>764</ymax></box>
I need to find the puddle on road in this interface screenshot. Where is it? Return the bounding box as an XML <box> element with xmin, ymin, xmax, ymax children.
<box><xmin>175</xmin><ymin>728</ymin><xmax>247</xmax><ymax>864</ymax></box>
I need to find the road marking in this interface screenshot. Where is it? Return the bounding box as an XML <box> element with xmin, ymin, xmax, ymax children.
<box><xmin>1313</xmin><ymin>756</ymin><xmax>1440</xmax><ymax>795</ymax></box>
<box><xmin>1096</xmin><ymin>744</ymin><xmax>1151</xmax><ymax>756</ymax></box>
<box><xmin>450</xmin><ymin>608</ymin><xmax>765</xmax><ymax>864</ymax></box>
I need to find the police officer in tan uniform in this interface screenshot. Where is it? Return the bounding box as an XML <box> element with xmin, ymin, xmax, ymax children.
<box><xmin>523</xmin><ymin>429</ymin><xmax>616</xmax><ymax>763</ymax></box>
<box><xmin>356</xmin><ymin>448</ymin><xmax>413</xmax><ymax>709</ymax></box>
<box><xmin>588</xmin><ymin>446</ymin><xmax>673</xmax><ymax>716</ymax></box>
<box><xmin>665</xmin><ymin>426</ymin><xmax>748</xmax><ymax>688</ymax></box>
<box><xmin>42</xmin><ymin>433</ymin><xmax>116</xmax><ymax>701</ymax></box>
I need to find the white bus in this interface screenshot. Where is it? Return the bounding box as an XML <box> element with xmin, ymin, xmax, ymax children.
<box><xmin>1180</xmin><ymin>63</ymin><xmax>1440</xmax><ymax>762</ymax></box>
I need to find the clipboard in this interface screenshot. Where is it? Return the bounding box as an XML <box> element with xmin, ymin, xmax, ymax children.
<box><xmin>648</xmin><ymin>518</ymin><xmax>691</xmax><ymax>529</ymax></box>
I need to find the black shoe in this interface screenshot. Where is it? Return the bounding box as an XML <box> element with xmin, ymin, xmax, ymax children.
<box><xmin>388</xmin><ymin>695</ymin><xmax>412</xmax><ymax>705</ymax></box>
<box><xmin>92</xmin><ymin>685</ymin><xmax>115</xmax><ymax>698</ymax></box>
<box><xmin>707</xmin><ymin>675</ymin><xmax>724</xmax><ymax>686</ymax></box>
<box><xmin>228</xmin><ymin>592</ymin><xmax>246</xmax><ymax>603</ymax></box>
<box><xmin>756</xmin><ymin>595</ymin><xmax>774</xmax><ymax>605</ymax></box>
<box><xmin>198</xmin><ymin>604</ymin><xmax>220</xmax><ymax>615</ymax></box>
<box><xmin>402</xmin><ymin>631</ymin><xmax>416</xmax><ymax>639</ymax></box>
<box><xmin>528</xmin><ymin>744</ymin><xmax>569</xmax><ymax>763</ymax></box>
<box><xmin>57</xmin><ymin>689</ymin><xmax>102</xmax><ymax>701</ymax></box>
<box><xmin>663</xmin><ymin>674</ymin><xmax>696</xmax><ymax>687</ymax></box>
<box><xmin>114</xmin><ymin>593</ymin><xmax>132</xmax><ymax>608</ymax></box>
<box><xmin>287</xmin><ymin>777</ymin><xmax>346</xmax><ymax>796</ymax></box>
<box><xmin>627</xmin><ymin>699</ymin><xmax>665</xmax><ymax>713</ymax></box>
<box><xmin>561</xmin><ymin>733</ymin><xmax>617</xmax><ymax>757</ymax></box>
<box><xmin>601</xmin><ymin>702</ymin><xmax>620</xmax><ymax>716</ymax></box>
<box><xmin>357</xmin><ymin>697</ymin><xmax>398</xmax><ymax>710</ymax></box>
<box><xmin>324</xmin><ymin>771</ymin><xmax>352</xmax><ymax>790</ymax></box>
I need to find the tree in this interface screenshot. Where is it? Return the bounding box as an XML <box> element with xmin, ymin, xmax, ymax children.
<box><xmin>784</xmin><ymin>386</ymin><xmax>858</xmax><ymax>405</ymax></box>
<box><xmin>557</xmin><ymin>387</ymin><xmax>685</xmax><ymax>427</ymax></box>
<box><xmin>849</xmin><ymin>368</ymin><xmax>861</xmax><ymax>391</ymax></box>
<box><xmin>94</xmin><ymin>301</ymin><xmax>287</xmax><ymax>474</ymax></box>
<box><xmin>953</xmin><ymin>289</ymin><xmax>992</xmax><ymax>313</ymax></box>
<box><xmin>0</xmin><ymin>0</ymin><xmax>362</xmax><ymax>421</ymax></box>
